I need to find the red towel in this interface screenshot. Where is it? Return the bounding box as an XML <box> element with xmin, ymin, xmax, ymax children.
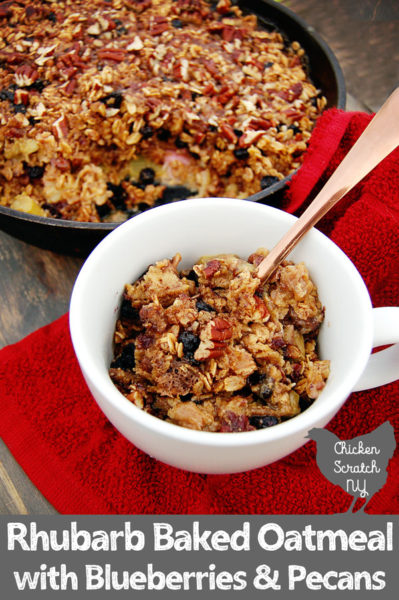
<box><xmin>1</xmin><ymin>108</ymin><xmax>398</xmax><ymax>514</ymax></box>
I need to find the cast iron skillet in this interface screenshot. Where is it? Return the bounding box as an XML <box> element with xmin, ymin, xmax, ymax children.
<box><xmin>0</xmin><ymin>0</ymin><xmax>346</xmax><ymax>256</ymax></box>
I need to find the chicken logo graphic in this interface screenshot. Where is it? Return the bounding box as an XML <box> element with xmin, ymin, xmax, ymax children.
<box><xmin>306</xmin><ymin>422</ymin><xmax>396</xmax><ymax>513</ymax></box>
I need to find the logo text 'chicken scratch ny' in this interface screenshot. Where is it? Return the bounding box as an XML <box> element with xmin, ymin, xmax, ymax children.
<box><xmin>306</xmin><ymin>422</ymin><xmax>396</xmax><ymax>513</ymax></box>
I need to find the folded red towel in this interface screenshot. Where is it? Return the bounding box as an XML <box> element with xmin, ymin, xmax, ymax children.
<box><xmin>1</xmin><ymin>109</ymin><xmax>398</xmax><ymax>514</ymax></box>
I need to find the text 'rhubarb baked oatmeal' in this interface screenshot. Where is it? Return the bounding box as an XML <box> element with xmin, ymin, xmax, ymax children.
<box><xmin>110</xmin><ymin>250</ymin><xmax>330</xmax><ymax>432</ymax></box>
<box><xmin>0</xmin><ymin>0</ymin><xmax>326</xmax><ymax>222</ymax></box>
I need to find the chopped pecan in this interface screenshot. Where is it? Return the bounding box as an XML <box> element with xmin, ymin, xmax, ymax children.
<box><xmin>249</xmin><ymin>118</ymin><xmax>273</xmax><ymax>130</ymax></box>
<box><xmin>149</xmin><ymin>22</ymin><xmax>169</xmax><ymax>36</ymax></box>
<box><xmin>278</xmin><ymin>82</ymin><xmax>303</xmax><ymax>102</ymax></box>
<box><xmin>64</xmin><ymin>79</ymin><xmax>77</xmax><ymax>95</ymax></box>
<box><xmin>209</xmin><ymin>317</ymin><xmax>232</xmax><ymax>342</ymax></box>
<box><xmin>238</xmin><ymin>129</ymin><xmax>268</xmax><ymax>148</ymax></box>
<box><xmin>221</xmin><ymin>26</ymin><xmax>244</xmax><ymax>42</ymax></box>
<box><xmin>220</xmin><ymin>122</ymin><xmax>237</xmax><ymax>143</ymax></box>
<box><xmin>14</xmin><ymin>89</ymin><xmax>30</xmax><ymax>106</ymax></box>
<box><xmin>52</xmin><ymin>157</ymin><xmax>70</xmax><ymax>172</ymax></box>
<box><xmin>203</xmin><ymin>259</ymin><xmax>221</xmax><ymax>279</ymax></box>
<box><xmin>254</xmin><ymin>295</ymin><xmax>269</xmax><ymax>319</ymax></box>
<box><xmin>14</xmin><ymin>65</ymin><xmax>39</xmax><ymax>87</ymax></box>
<box><xmin>0</xmin><ymin>3</ymin><xmax>12</xmax><ymax>19</ymax></box>
<box><xmin>97</xmin><ymin>48</ymin><xmax>127</xmax><ymax>62</ymax></box>
<box><xmin>52</xmin><ymin>114</ymin><xmax>69</xmax><ymax>140</ymax></box>
<box><xmin>6</xmin><ymin>127</ymin><xmax>24</xmax><ymax>139</ymax></box>
<box><xmin>0</xmin><ymin>51</ymin><xmax>26</xmax><ymax>65</ymax></box>
<box><xmin>194</xmin><ymin>340</ymin><xmax>226</xmax><ymax>361</ymax></box>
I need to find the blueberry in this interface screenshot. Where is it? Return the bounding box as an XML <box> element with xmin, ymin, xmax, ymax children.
<box><xmin>186</xmin><ymin>270</ymin><xmax>199</xmax><ymax>285</ymax></box>
<box><xmin>171</xmin><ymin>18</ymin><xmax>183</xmax><ymax>28</ymax></box>
<box><xmin>249</xmin><ymin>415</ymin><xmax>279</xmax><ymax>429</ymax></box>
<box><xmin>29</xmin><ymin>79</ymin><xmax>48</xmax><ymax>93</ymax></box>
<box><xmin>120</xmin><ymin>298</ymin><xmax>140</xmax><ymax>321</ymax></box>
<box><xmin>132</xmin><ymin>181</ymin><xmax>146</xmax><ymax>191</ymax></box>
<box><xmin>178</xmin><ymin>331</ymin><xmax>201</xmax><ymax>363</ymax></box>
<box><xmin>0</xmin><ymin>87</ymin><xmax>15</xmax><ymax>102</ymax></box>
<box><xmin>96</xmin><ymin>203</ymin><xmax>111</xmax><ymax>218</ymax></box>
<box><xmin>288</xmin><ymin>124</ymin><xmax>301</xmax><ymax>135</ymax></box>
<box><xmin>115</xmin><ymin>23</ymin><xmax>128</xmax><ymax>35</ymax></box>
<box><xmin>233</xmin><ymin>148</ymin><xmax>249</xmax><ymax>160</ymax></box>
<box><xmin>233</xmin><ymin>384</ymin><xmax>252</xmax><ymax>397</ymax></box>
<box><xmin>157</xmin><ymin>128</ymin><xmax>171</xmax><ymax>141</ymax></box>
<box><xmin>260</xmin><ymin>175</ymin><xmax>280</xmax><ymax>189</ymax></box>
<box><xmin>138</xmin><ymin>202</ymin><xmax>152</xmax><ymax>212</ymax></box>
<box><xmin>264</xmin><ymin>61</ymin><xmax>274</xmax><ymax>69</ymax></box>
<box><xmin>12</xmin><ymin>103</ymin><xmax>27</xmax><ymax>114</ymax></box>
<box><xmin>178</xmin><ymin>331</ymin><xmax>200</xmax><ymax>356</ymax></box>
<box><xmin>299</xmin><ymin>396</ymin><xmax>314</xmax><ymax>412</ymax></box>
<box><xmin>311</xmin><ymin>95</ymin><xmax>320</xmax><ymax>107</ymax></box>
<box><xmin>175</xmin><ymin>138</ymin><xmax>188</xmax><ymax>149</ymax></box>
<box><xmin>162</xmin><ymin>185</ymin><xmax>196</xmax><ymax>203</ymax></box>
<box><xmin>257</xmin><ymin>377</ymin><xmax>275</xmax><ymax>399</ymax></box>
<box><xmin>139</xmin><ymin>168</ymin><xmax>155</xmax><ymax>186</ymax></box>
<box><xmin>196</xmin><ymin>298</ymin><xmax>214</xmax><ymax>312</ymax></box>
<box><xmin>248</xmin><ymin>371</ymin><xmax>262</xmax><ymax>385</ymax></box>
<box><xmin>139</xmin><ymin>125</ymin><xmax>154</xmax><ymax>139</ymax></box>
<box><xmin>107</xmin><ymin>182</ymin><xmax>127</xmax><ymax>209</ymax></box>
<box><xmin>111</xmin><ymin>342</ymin><xmax>136</xmax><ymax>370</ymax></box>
<box><xmin>25</xmin><ymin>164</ymin><xmax>45</xmax><ymax>179</ymax></box>
<box><xmin>100</xmin><ymin>91</ymin><xmax>123</xmax><ymax>109</ymax></box>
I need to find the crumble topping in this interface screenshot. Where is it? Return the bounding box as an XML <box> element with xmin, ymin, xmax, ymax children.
<box><xmin>0</xmin><ymin>0</ymin><xmax>326</xmax><ymax>222</ymax></box>
<box><xmin>110</xmin><ymin>250</ymin><xmax>330</xmax><ymax>432</ymax></box>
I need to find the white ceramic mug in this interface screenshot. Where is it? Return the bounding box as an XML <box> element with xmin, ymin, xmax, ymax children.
<box><xmin>69</xmin><ymin>198</ymin><xmax>399</xmax><ymax>473</ymax></box>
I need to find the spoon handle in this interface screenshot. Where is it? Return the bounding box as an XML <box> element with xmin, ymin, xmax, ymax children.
<box><xmin>257</xmin><ymin>87</ymin><xmax>399</xmax><ymax>282</ymax></box>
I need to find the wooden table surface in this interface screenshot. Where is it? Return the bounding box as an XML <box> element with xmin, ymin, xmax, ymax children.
<box><xmin>1</xmin><ymin>0</ymin><xmax>398</xmax><ymax>514</ymax></box>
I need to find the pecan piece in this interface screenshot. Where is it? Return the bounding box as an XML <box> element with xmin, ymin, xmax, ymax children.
<box><xmin>0</xmin><ymin>3</ymin><xmax>12</xmax><ymax>18</ymax></box>
<box><xmin>194</xmin><ymin>340</ymin><xmax>226</xmax><ymax>361</ymax></box>
<box><xmin>209</xmin><ymin>317</ymin><xmax>232</xmax><ymax>342</ymax></box>
<box><xmin>254</xmin><ymin>295</ymin><xmax>269</xmax><ymax>320</ymax></box>
<box><xmin>238</xmin><ymin>129</ymin><xmax>268</xmax><ymax>148</ymax></box>
<box><xmin>14</xmin><ymin>65</ymin><xmax>39</xmax><ymax>88</ymax></box>
<box><xmin>98</xmin><ymin>48</ymin><xmax>127</xmax><ymax>62</ymax></box>
<box><xmin>220</xmin><ymin>122</ymin><xmax>237</xmax><ymax>143</ymax></box>
<box><xmin>13</xmin><ymin>89</ymin><xmax>29</xmax><ymax>106</ymax></box>
<box><xmin>52</xmin><ymin>114</ymin><xmax>68</xmax><ymax>140</ymax></box>
<box><xmin>203</xmin><ymin>259</ymin><xmax>221</xmax><ymax>279</ymax></box>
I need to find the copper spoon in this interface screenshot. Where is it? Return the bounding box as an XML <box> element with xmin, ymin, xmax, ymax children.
<box><xmin>256</xmin><ymin>87</ymin><xmax>399</xmax><ymax>283</ymax></box>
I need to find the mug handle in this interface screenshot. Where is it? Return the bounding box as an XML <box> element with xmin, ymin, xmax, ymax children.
<box><xmin>353</xmin><ymin>307</ymin><xmax>399</xmax><ymax>392</ymax></box>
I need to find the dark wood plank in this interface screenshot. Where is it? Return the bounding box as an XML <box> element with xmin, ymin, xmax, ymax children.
<box><xmin>0</xmin><ymin>440</ymin><xmax>55</xmax><ymax>515</ymax></box>
<box><xmin>0</xmin><ymin>231</ymin><xmax>82</xmax><ymax>514</ymax></box>
<box><xmin>289</xmin><ymin>0</ymin><xmax>399</xmax><ymax>112</ymax></box>
<box><xmin>0</xmin><ymin>231</ymin><xmax>83</xmax><ymax>349</ymax></box>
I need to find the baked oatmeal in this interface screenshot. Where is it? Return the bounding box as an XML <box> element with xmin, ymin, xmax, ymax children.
<box><xmin>109</xmin><ymin>249</ymin><xmax>330</xmax><ymax>432</ymax></box>
<box><xmin>0</xmin><ymin>0</ymin><xmax>326</xmax><ymax>223</ymax></box>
